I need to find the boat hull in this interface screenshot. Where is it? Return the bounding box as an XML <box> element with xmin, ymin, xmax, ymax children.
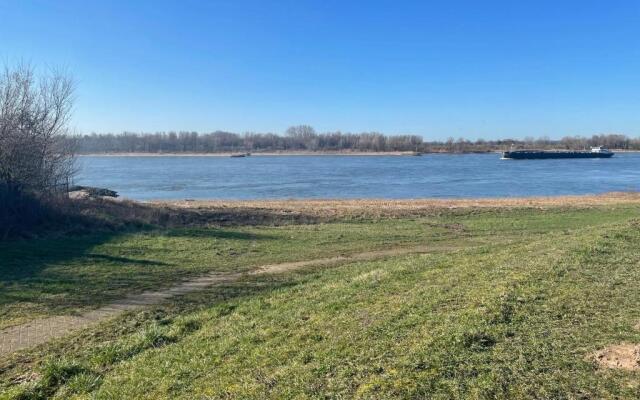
<box><xmin>502</xmin><ymin>151</ymin><xmax>614</xmax><ymax>160</ymax></box>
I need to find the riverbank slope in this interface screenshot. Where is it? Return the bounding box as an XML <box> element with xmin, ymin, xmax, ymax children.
<box><xmin>2</xmin><ymin>194</ymin><xmax>640</xmax><ymax>398</ymax></box>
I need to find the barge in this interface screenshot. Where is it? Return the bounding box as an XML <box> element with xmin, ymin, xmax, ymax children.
<box><xmin>502</xmin><ymin>146</ymin><xmax>614</xmax><ymax>160</ymax></box>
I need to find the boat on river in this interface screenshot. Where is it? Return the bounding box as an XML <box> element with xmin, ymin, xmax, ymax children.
<box><xmin>502</xmin><ymin>146</ymin><xmax>614</xmax><ymax>160</ymax></box>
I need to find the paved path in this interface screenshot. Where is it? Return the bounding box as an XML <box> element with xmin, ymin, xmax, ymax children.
<box><xmin>0</xmin><ymin>245</ymin><xmax>438</xmax><ymax>357</ymax></box>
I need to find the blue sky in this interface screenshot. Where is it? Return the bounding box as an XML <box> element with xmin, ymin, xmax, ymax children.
<box><xmin>1</xmin><ymin>0</ymin><xmax>639</xmax><ymax>139</ymax></box>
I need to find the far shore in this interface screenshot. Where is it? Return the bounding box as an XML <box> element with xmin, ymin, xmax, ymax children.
<box><xmin>78</xmin><ymin>151</ymin><xmax>456</xmax><ymax>157</ymax></box>
<box><xmin>78</xmin><ymin>149</ymin><xmax>640</xmax><ymax>157</ymax></box>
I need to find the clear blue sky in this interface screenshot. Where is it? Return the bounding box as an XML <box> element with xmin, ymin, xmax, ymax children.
<box><xmin>1</xmin><ymin>0</ymin><xmax>639</xmax><ymax>140</ymax></box>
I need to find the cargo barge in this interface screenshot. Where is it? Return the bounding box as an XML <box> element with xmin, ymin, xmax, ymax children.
<box><xmin>502</xmin><ymin>146</ymin><xmax>614</xmax><ymax>160</ymax></box>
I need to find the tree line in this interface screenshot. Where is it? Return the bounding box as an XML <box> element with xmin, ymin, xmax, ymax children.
<box><xmin>73</xmin><ymin>127</ymin><xmax>640</xmax><ymax>154</ymax></box>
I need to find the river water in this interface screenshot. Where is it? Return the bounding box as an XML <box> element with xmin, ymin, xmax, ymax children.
<box><xmin>76</xmin><ymin>153</ymin><xmax>640</xmax><ymax>200</ymax></box>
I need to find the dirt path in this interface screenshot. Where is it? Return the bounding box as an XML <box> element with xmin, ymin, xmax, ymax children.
<box><xmin>0</xmin><ymin>245</ymin><xmax>439</xmax><ymax>358</ymax></box>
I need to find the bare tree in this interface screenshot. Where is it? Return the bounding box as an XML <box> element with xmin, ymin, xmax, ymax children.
<box><xmin>0</xmin><ymin>63</ymin><xmax>76</xmax><ymax>237</ymax></box>
<box><xmin>0</xmin><ymin>63</ymin><xmax>75</xmax><ymax>195</ymax></box>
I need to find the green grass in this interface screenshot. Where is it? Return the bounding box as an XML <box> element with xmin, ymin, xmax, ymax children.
<box><xmin>2</xmin><ymin>204</ymin><xmax>640</xmax><ymax>398</ymax></box>
<box><xmin>0</xmin><ymin>218</ymin><xmax>459</xmax><ymax>329</ymax></box>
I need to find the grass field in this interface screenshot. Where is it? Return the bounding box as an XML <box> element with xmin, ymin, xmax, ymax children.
<box><xmin>2</xmin><ymin>200</ymin><xmax>640</xmax><ymax>398</ymax></box>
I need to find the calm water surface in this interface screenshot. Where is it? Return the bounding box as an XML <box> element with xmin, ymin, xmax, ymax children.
<box><xmin>76</xmin><ymin>153</ymin><xmax>640</xmax><ymax>200</ymax></box>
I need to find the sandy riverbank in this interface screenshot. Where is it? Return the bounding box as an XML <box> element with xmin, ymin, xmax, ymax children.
<box><xmin>150</xmin><ymin>192</ymin><xmax>640</xmax><ymax>219</ymax></box>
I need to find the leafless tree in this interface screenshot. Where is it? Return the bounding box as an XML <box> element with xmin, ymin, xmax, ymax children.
<box><xmin>0</xmin><ymin>63</ymin><xmax>76</xmax><ymax>195</ymax></box>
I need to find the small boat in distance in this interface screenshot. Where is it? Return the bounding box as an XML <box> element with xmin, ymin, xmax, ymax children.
<box><xmin>230</xmin><ymin>152</ymin><xmax>251</xmax><ymax>158</ymax></box>
<box><xmin>502</xmin><ymin>146</ymin><xmax>614</xmax><ymax>160</ymax></box>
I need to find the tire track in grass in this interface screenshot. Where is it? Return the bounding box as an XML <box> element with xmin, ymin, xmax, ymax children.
<box><xmin>0</xmin><ymin>244</ymin><xmax>457</xmax><ymax>357</ymax></box>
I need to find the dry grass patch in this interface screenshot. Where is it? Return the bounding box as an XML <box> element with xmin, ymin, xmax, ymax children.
<box><xmin>157</xmin><ymin>192</ymin><xmax>640</xmax><ymax>221</ymax></box>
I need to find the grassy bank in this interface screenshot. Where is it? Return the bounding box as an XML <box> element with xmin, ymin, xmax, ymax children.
<box><xmin>2</xmin><ymin>198</ymin><xmax>640</xmax><ymax>398</ymax></box>
<box><xmin>0</xmin><ymin>219</ymin><xmax>459</xmax><ymax>330</ymax></box>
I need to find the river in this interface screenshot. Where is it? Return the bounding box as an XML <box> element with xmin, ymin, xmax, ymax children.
<box><xmin>76</xmin><ymin>153</ymin><xmax>640</xmax><ymax>200</ymax></box>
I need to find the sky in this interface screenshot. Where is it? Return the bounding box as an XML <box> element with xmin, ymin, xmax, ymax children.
<box><xmin>1</xmin><ymin>0</ymin><xmax>639</xmax><ymax>140</ymax></box>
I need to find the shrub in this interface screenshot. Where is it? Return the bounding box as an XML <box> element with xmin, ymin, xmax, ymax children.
<box><xmin>0</xmin><ymin>63</ymin><xmax>75</xmax><ymax>239</ymax></box>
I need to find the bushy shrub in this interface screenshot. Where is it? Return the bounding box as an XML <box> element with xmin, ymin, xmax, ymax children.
<box><xmin>0</xmin><ymin>63</ymin><xmax>75</xmax><ymax>238</ymax></box>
